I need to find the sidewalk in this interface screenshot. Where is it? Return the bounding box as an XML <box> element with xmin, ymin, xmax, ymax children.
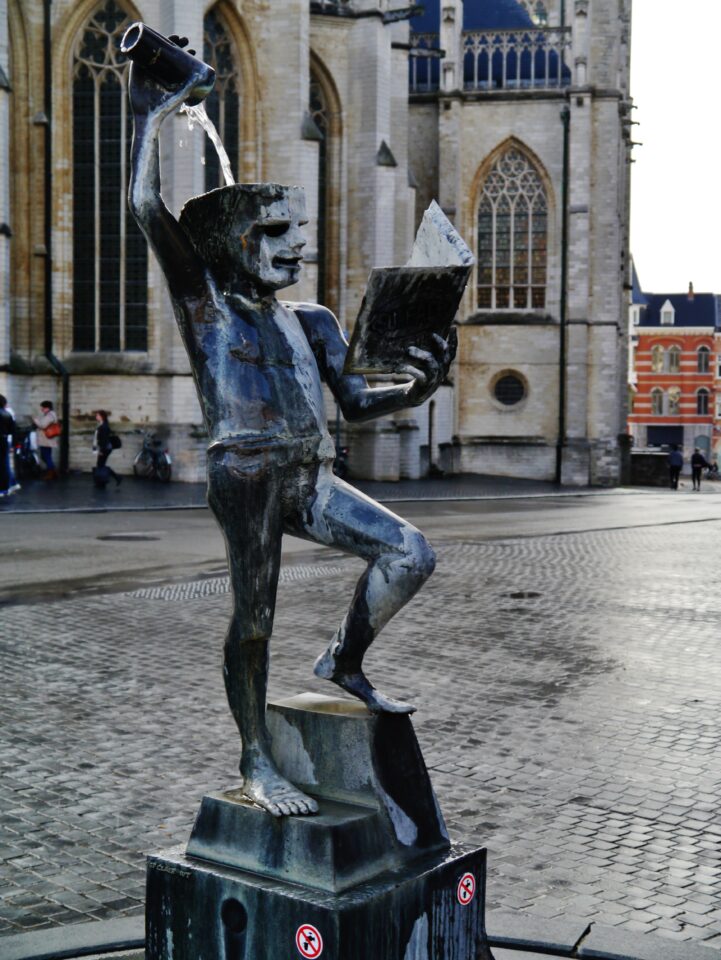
<box><xmin>0</xmin><ymin>470</ymin><xmax>625</xmax><ymax>514</ymax></box>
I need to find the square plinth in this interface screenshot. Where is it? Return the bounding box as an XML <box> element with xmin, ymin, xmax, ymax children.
<box><xmin>146</xmin><ymin>842</ymin><xmax>493</xmax><ymax>960</ymax></box>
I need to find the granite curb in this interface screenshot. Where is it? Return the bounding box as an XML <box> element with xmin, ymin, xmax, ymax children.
<box><xmin>2</xmin><ymin>911</ymin><xmax>719</xmax><ymax>960</ymax></box>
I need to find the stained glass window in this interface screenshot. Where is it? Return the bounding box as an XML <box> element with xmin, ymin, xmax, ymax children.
<box><xmin>668</xmin><ymin>387</ymin><xmax>681</xmax><ymax>415</ymax></box>
<box><xmin>203</xmin><ymin>8</ymin><xmax>240</xmax><ymax>191</ymax></box>
<box><xmin>477</xmin><ymin>148</ymin><xmax>547</xmax><ymax>310</ymax></box>
<box><xmin>73</xmin><ymin>0</ymin><xmax>147</xmax><ymax>352</ymax></box>
<box><xmin>666</xmin><ymin>346</ymin><xmax>681</xmax><ymax>373</ymax></box>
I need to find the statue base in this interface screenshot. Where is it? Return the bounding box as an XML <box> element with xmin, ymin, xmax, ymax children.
<box><xmin>145</xmin><ymin>694</ymin><xmax>494</xmax><ymax>959</ymax></box>
<box><xmin>146</xmin><ymin>840</ymin><xmax>491</xmax><ymax>959</ymax></box>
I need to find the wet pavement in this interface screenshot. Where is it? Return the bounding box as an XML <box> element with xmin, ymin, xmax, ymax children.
<box><xmin>0</xmin><ymin>469</ymin><xmax>623</xmax><ymax>514</ymax></box>
<box><xmin>2</xmin><ymin>492</ymin><xmax>721</xmax><ymax>954</ymax></box>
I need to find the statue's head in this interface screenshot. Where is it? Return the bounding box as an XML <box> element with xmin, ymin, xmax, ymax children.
<box><xmin>179</xmin><ymin>183</ymin><xmax>307</xmax><ymax>293</ymax></box>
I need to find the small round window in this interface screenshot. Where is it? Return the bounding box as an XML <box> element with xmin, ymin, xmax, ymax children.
<box><xmin>494</xmin><ymin>374</ymin><xmax>526</xmax><ymax>406</ymax></box>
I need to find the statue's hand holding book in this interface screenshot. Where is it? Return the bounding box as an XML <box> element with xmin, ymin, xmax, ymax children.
<box><xmin>344</xmin><ymin>201</ymin><xmax>474</xmax><ymax>380</ymax></box>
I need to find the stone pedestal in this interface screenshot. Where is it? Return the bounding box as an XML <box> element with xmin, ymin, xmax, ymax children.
<box><xmin>146</xmin><ymin>694</ymin><xmax>493</xmax><ymax>959</ymax></box>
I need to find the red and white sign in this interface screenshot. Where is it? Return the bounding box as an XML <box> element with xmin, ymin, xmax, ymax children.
<box><xmin>296</xmin><ymin>923</ymin><xmax>324</xmax><ymax>958</ymax></box>
<box><xmin>457</xmin><ymin>872</ymin><xmax>476</xmax><ymax>906</ymax></box>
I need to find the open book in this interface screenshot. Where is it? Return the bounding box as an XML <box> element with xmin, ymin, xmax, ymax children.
<box><xmin>344</xmin><ymin>201</ymin><xmax>474</xmax><ymax>375</ymax></box>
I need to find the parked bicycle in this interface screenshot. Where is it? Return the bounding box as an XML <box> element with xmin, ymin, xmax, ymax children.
<box><xmin>133</xmin><ymin>431</ymin><xmax>172</xmax><ymax>482</ymax></box>
<box><xmin>14</xmin><ymin>428</ymin><xmax>44</xmax><ymax>480</ymax></box>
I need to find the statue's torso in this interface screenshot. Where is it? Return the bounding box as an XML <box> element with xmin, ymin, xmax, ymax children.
<box><xmin>174</xmin><ymin>281</ymin><xmax>335</xmax><ymax>465</ymax></box>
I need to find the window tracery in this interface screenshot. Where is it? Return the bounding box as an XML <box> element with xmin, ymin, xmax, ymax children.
<box><xmin>203</xmin><ymin>7</ymin><xmax>241</xmax><ymax>191</ymax></box>
<box><xmin>72</xmin><ymin>0</ymin><xmax>147</xmax><ymax>351</ymax></box>
<box><xmin>477</xmin><ymin>148</ymin><xmax>547</xmax><ymax>310</ymax></box>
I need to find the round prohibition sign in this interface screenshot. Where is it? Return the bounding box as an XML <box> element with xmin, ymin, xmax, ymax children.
<box><xmin>296</xmin><ymin>923</ymin><xmax>324</xmax><ymax>958</ymax></box>
<box><xmin>457</xmin><ymin>872</ymin><xmax>476</xmax><ymax>906</ymax></box>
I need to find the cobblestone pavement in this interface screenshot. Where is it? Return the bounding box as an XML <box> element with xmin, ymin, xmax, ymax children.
<box><xmin>2</xmin><ymin>519</ymin><xmax>721</xmax><ymax>949</ymax></box>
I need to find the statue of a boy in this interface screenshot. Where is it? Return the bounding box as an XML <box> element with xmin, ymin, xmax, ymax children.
<box><xmin>129</xmin><ymin>66</ymin><xmax>456</xmax><ymax>817</ymax></box>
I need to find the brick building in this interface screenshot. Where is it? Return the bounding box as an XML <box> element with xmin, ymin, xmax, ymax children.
<box><xmin>628</xmin><ymin>282</ymin><xmax>719</xmax><ymax>461</ymax></box>
<box><xmin>0</xmin><ymin>0</ymin><xmax>632</xmax><ymax>483</ymax></box>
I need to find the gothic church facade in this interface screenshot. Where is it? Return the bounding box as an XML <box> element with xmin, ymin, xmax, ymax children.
<box><xmin>0</xmin><ymin>0</ymin><xmax>632</xmax><ymax>483</ymax></box>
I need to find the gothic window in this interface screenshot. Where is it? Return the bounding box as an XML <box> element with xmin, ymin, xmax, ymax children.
<box><xmin>668</xmin><ymin>387</ymin><xmax>681</xmax><ymax>415</ymax></box>
<box><xmin>477</xmin><ymin>148</ymin><xmax>547</xmax><ymax>310</ymax></box>
<box><xmin>698</xmin><ymin>345</ymin><xmax>710</xmax><ymax>373</ymax></box>
<box><xmin>666</xmin><ymin>346</ymin><xmax>681</xmax><ymax>373</ymax></box>
<box><xmin>650</xmin><ymin>388</ymin><xmax>664</xmax><ymax>415</ymax></box>
<box><xmin>650</xmin><ymin>345</ymin><xmax>664</xmax><ymax>373</ymax></box>
<box><xmin>72</xmin><ymin>0</ymin><xmax>148</xmax><ymax>351</ymax></box>
<box><xmin>309</xmin><ymin>74</ymin><xmax>328</xmax><ymax>304</ymax></box>
<box><xmin>203</xmin><ymin>7</ymin><xmax>240</xmax><ymax>191</ymax></box>
<box><xmin>697</xmin><ymin>389</ymin><xmax>710</xmax><ymax>415</ymax></box>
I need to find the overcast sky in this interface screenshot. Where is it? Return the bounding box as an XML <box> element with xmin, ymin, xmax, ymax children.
<box><xmin>629</xmin><ymin>1</ymin><xmax>721</xmax><ymax>294</ymax></box>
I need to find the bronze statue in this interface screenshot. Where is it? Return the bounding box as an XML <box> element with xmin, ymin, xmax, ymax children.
<box><xmin>128</xmin><ymin>58</ymin><xmax>456</xmax><ymax>818</ymax></box>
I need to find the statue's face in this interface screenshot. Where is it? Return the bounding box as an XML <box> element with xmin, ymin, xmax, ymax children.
<box><xmin>234</xmin><ymin>188</ymin><xmax>307</xmax><ymax>292</ymax></box>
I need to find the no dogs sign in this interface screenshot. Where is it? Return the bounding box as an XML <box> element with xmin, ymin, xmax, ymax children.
<box><xmin>457</xmin><ymin>872</ymin><xmax>476</xmax><ymax>906</ymax></box>
<box><xmin>296</xmin><ymin>923</ymin><xmax>324</xmax><ymax>958</ymax></box>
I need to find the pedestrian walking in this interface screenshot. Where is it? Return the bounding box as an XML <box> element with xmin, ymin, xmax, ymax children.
<box><xmin>93</xmin><ymin>410</ymin><xmax>121</xmax><ymax>488</ymax></box>
<box><xmin>2</xmin><ymin>397</ymin><xmax>19</xmax><ymax>493</ymax></box>
<box><xmin>0</xmin><ymin>396</ymin><xmax>15</xmax><ymax>497</ymax></box>
<box><xmin>33</xmin><ymin>400</ymin><xmax>60</xmax><ymax>481</ymax></box>
<box><xmin>691</xmin><ymin>447</ymin><xmax>710</xmax><ymax>491</ymax></box>
<box><xmin>668</xmin><ymin>444</ymin><xmax>683</xmax><ymax>490</ymax></box>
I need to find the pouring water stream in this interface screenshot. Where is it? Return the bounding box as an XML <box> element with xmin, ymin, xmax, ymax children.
<box><xmin>180</xmin><ymin>102</ymin><xmax>235</xmax><ymax>187</ymax></box>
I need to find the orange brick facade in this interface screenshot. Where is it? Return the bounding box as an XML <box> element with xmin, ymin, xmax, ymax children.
<box><xmin>629</xmin><ymin>328</ymin><xmax>716</xmax><ymax>459</ymax></box>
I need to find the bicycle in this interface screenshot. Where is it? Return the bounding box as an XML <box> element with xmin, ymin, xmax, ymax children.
<box><xmin>133</xmin><ymin>431</ymin><xmax>172</xmax><ymax>482</ymax></box>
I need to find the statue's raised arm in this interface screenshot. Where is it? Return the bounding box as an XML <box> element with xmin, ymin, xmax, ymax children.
<box><xmin>127</xmin><ymin>59</ymin><xmax>208</xmax><ymax>302</ymax></box>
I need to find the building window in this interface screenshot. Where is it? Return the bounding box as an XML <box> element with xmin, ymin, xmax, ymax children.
<box><xmin>651</xmin><ymin>345</ymin><xmax>664</xmax><ymax>373</ymax></box>
<box><xmin>72</xmin><ymin>0</ymin><xmax>148</xmax><ymax>352</ymax></box>
<box><xmin>493</xmin><ymin>372</ymin><xmax>526</xmax><ymax>406</ymax></box>
<box><xmin>650</xmin><ymin>388</ymin><xmax>664</xmax><ymax>415</ymax></box>
<box><xmin>309</xmin><ymin>73</ymin><xmax>329</xmax><ymax>305</ymax></box>
<box><xmin>203</xmin><ymin>7</ymin><xmax>241</xmax><ymax>191</ymax></box>
<box><xmin>668</xmin><ymin>387</ymin><xmax>681</xmax><ymax>415</ymax></box>
<box><xmin>698</xmin><ymin>346</ymin><xmax>710</xmax><ymax>373</ymax></box>
<box><xmin>666</xmin><ymin>346</ymin><xmax>681</xmax><ymax>373</ymax></box>
<box><xmin>477</xmin><ymin>148</ymin><xmax>547</xmax><ymax>311</ymax></box>
<box><xmin>660</xmin><ymin>299</ymin><xmax>675</xmax><ymax>325</ymax></box>
<box><xmin>697</xmin><ymin>389</ymin><xmax>710</xmax><ymax>415</ymax></box>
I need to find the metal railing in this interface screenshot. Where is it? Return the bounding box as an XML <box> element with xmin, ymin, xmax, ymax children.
<box><xmin>463</xmin><ymin>27</ymin><xmax>572</xmax><ymax>91</ymax></box>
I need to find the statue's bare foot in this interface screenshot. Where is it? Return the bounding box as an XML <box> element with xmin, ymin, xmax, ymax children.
<box><xmin>241</xmin><ymin>755</ymin><xmax>319</xmax><ymax>817</ymax></box>
<box><xmin>314</xmin><ymin>649</ymin><xmax>416</xmax><ymax>714</ymax></box>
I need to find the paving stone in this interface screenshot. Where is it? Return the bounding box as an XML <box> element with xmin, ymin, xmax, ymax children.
<box><xmin>3</xmin><ymin>528</ymin><xmax>721</xmax><ymax>948</ymax></box>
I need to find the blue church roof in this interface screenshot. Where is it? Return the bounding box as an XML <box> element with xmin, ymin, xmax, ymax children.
<box><xmin>410</xmin><ymin>1</ymin><xmax>567</xmax><ymax>91</ymax></box>
<box><xmin>411</xmin><ymin>0</ymin><xmax>535</xmax><ymax>33</ymax></box>
<box><xmin>639</xmin><ymin>293</ymin><xmax>719</xmax><ymax>329</ymax></box>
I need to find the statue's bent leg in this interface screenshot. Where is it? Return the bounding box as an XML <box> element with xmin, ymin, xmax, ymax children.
<box><xmin>289</xmin><ymin>463</ymin><xmax>435</xmax><ymax>714</ymax></box>
<box><xmin>207</xmin><ymin>450</ymin><xmax>318</xmax><ymax>817</ymax></box>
